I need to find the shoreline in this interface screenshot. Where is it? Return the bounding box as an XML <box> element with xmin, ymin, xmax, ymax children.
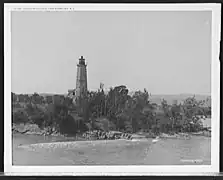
<box><xmin>13</xmin><ymin>130</ymin><xmax>211</xmax><ymax>143</ymax></box>
<box><xmin>12</xmin><ymin>123</ymin><xmax>211</xmax><ymax>142</ymax></box>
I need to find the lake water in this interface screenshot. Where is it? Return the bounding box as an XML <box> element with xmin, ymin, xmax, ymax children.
<box><xmin>12</xmin><ymin>133</ymin><xmax>211</xmax><ymax>165</ymax></box>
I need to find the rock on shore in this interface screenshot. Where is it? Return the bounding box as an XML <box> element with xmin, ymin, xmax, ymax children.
<box><xmin>12</xmin><ymin>123</ymin><xmax>61</xmax><ymax>136</ymax></box>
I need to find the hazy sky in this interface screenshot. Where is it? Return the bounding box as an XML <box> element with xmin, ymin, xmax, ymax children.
<box><xmin>11</xmin><ymin>11</ymin><xmax>211</xmax><ymax>95</ymax></box>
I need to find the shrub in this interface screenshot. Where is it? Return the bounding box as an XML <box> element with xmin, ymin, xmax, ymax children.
<box><xmin>12</xmin><ymin>110</ymin><xmax>29</xmax><ymax>124</ymax></box>
<box><xmin>30</xmin><ymin>113</ymin><xmax>45</xmax><ymax>128</ymax></box>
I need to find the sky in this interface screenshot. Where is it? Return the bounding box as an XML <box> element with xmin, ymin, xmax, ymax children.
<box><xmin>11</xmin><ymin>11</ymin><xmax>211</xmax><ymax>95</ymax></box>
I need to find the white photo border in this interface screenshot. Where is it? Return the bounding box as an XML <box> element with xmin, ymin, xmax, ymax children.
<box><xmin>4</xmin><ymin>3</ymin><xmax>221</xmax><ymax>176</ymax></box>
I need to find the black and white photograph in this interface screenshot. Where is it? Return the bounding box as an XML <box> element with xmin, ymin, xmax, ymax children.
<box><xmin>4</xmin><ymin>3</ymin><xmax>220</xmax><ymax>175</ymax></box>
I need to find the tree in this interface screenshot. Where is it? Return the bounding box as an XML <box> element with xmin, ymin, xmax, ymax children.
<box><xmin>31</xmin><ymin>93</ymin><xmax>43</xmax><ymax>104</ymax></box>
<box><xmin>12</xmin><ymin>110</ymin><xmax>29</xmax><ymax>124</ymax></box>
<box><xmin>45</xmin><ymin>95</ymin><xmax>53</xmax><ymax>104</ymax></box>
<box><xmin>11</xmin><ymin>92</ymin><xmax>17</xmax><ymax>102</ymax></box>
<box><xmin>11</xmin><ymin>86</ymin><xmax>210</xmax><ymax>135</ymax></box>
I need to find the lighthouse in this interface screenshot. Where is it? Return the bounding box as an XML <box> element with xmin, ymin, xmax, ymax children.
<box><xmin>75</xmin><ymin>56</ymin><xmax>88</xmax><ymax>103</ymax></box>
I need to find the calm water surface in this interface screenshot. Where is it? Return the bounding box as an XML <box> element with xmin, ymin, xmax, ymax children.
<box><xmin>12</xmin><ymin>133</ymin><xmax>211</xmax><ymax>165</ymax></box>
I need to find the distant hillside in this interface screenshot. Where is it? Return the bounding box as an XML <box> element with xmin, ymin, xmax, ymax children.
<box><xmin>149</xmin><ymin>94</ymin><xmax>211</xmax><ymax>105</ymax></box>
<box><xmin>38</xmin><ymin>93</ymin><xmax>66</xmax><ymax>97</ymax></box>
<box><xmin>23</xmin><ymin>92</ymin><xmax>211</xmax><ymax>105</ymax></box>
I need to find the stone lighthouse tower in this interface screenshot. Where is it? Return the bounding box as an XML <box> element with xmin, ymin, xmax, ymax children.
<box><xmin>75</xmin><ymin>56</ymin><xmax>88</xmax><ymax>102</ymax></box>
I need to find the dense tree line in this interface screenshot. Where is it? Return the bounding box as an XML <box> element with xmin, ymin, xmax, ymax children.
<box><xmin>11</xmin><ymin>85</ymin><xmax>211</xmax><ymax>135</ymax></box>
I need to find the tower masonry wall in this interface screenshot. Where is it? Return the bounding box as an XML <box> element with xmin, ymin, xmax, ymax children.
<box><xmin>76</xmin><ymin>64</ymin><xmax>87</xmax><ymax>98</ymax></box>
